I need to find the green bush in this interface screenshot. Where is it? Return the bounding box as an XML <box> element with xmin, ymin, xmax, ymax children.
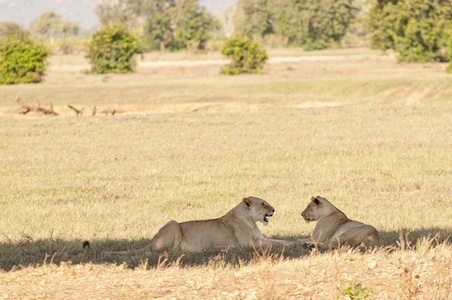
<box><xmin>87</xmin><ymin>24</ymin><xmax>139</xmax><ymax>74</ymax></box>
<box><xmin>0</xmin><ymin>35</ymin><xmax>48</xmax><ymax>84</ymax></box>
<box><xmin>368</xmin><ymin>0</ymin><xmax>452</xmax><ymax>63</ymax></box>
<box><xmin>57</xmin><ymin>40</ymin><xmax>75</xmax><ymax>55</ymax></box>
<box><xmin>447</xmin><ymin>39</ymin><xmax>452</xmax><ymax>73</ymax></box>
<box><xmin>343</xmin><ymin>283</ymin><xmax>372</xmax><ymax>299</ymax></box>
<box><xmin>447</xmin><ymin>63</ymin><xmax>452</xmax><ymax>73</ymax></box>
<box><xmin>220</xmin><ymin>36</ymin><xmax>268</xmax><ymax>75</ymax></box>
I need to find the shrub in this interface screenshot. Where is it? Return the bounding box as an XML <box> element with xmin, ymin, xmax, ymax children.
<box><xmin>57</xmin><ymin>40</ymin><xmax>75</xmax><ymax>55</ymax></box>
<box><xmin>220</xmin><ymin>36</ymin><xmax>268</xmax><ymax>75</ymax></box>
<box><xmin>368</xmin><ymin>0</ymin><xmax>452</xmax><ymax>63</ymax></box>
<box><xmin>447</xmin><ymin>38</ymin><xmax>452</xmax><ymax>73</ymax></box>
<box><xmin>87</xmin><ymin>24</ymin><xmax>139</xmax><ymax>74</ymax></box>
<box><xmin>343</xmin><ymin>283</ymin><xmax>372</xmax><ymax>299</ymax></box>
<box><xmin>447</xmin><ymin>62</ymin><xmax>452</xmax><ymax>73</ymax></box>
<box><xmin>0</xmin><ymin>35</ymin><xmax>48</xmax><ymax>84</ymax></box>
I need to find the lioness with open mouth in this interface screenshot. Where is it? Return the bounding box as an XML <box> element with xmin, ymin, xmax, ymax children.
<box><xmin>150</xmin><ymin>196</ymin><xmax>295</xmax><ymax>252</ymax></box>
<box><xmin>299</xmin><ymin>196</ymin><xmax>379</xmax><ymax>248</ymax></box>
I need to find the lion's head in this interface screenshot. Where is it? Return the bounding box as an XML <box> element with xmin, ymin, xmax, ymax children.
<box><xmin>301</xmin><ymin>196</ymin><xmax>334</xmax><ymax>223</ymax></box>
<box><xmin>242</xmin><ymin>196</ymin><xmax>275</xmax><ymax>226</ymax></box>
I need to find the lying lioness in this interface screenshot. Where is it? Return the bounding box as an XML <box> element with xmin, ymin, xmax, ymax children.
<box><xmin>150</xmin><ymin>196</ymin><xmax>295</xmax><ymax>252</ymax></box>
<box><xmin>299</xmin><ymin>196</ymin><xmax>379</xmax><ymax>248</ymax></box>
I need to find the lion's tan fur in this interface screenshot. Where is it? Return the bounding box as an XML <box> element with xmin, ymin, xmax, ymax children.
<box><xmin>299</xmin><ymin>196</ymin><xmax>379</xmax><ymax>247</ymax></box>
<box><xmin>150</xmin><ymin>196</ymin><xmax>294</xmax><ymax>252</ymax></box>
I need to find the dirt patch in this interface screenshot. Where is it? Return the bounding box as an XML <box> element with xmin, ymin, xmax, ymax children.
<box><xmin>291</xmin><ymin>101</ymin><xmax>342</xmax><ymax>108</ymax></box>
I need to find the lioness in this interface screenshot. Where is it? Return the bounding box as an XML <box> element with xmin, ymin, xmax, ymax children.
<box><xmin>299</xmin><ymin>196</ymin><xmax>379</xmax><ymax>248</ymax></box>
<box><xmin>150</xmin><ymin>196</ymin><xmax>294</xmax><ymax>252</ymax></box>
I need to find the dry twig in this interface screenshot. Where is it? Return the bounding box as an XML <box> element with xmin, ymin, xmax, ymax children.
<box><xmin>68</xmin><ymin>104</ymin><xmax>85</xmax><ymax>116</ymax></box>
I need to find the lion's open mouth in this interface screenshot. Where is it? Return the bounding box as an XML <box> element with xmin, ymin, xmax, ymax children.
<box><xmin>263</xmin><ymin>213</ymin><xmax>273</xmax><ymax>225</ymax></box>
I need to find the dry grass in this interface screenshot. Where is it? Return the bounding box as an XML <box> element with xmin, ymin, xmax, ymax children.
<box><xmin>0</xmin><ymin>48</ymin><xmax>451</xmax><ymax>298</ymax></box>
<box><xmin>1</xmin><ymin>239</ymin><xmax>451</xmax><ymax>299</ymax></box>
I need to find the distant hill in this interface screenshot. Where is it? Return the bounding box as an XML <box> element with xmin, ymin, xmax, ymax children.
<box><xmin>0</xmin><ymin>0</ymin><xmax>237</xmax><ymax>31</ymax></box>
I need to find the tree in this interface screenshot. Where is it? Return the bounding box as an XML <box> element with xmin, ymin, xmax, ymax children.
<box><xmin>234</xmin><ymin>0</ymin><xmax>357</xmax><ymax>50</ymax></box>
<box><xmin>0</xmin><ymin>35</ymin><xmax>48</xmax><ymax>84</ymax></box>
<box><xmin>219</xmin><ymin>5</ymin><xmax>238</xmax><ymax>38</ymax></box>
<box><xmin>173</xmin><ymin>7</ymin><xmax>217</xmax><ymax>51</ymax></box>
<box><xmin>235</xmin><ymin>0</ymin><xmax>273</xmax><ymax>38</ymax></box>
<box><xmin>95</xmin><ymin>0</ymin><xmax>142</xmax><ymax>30</ymax></box>
<box><xmin>221</xmin><ymin>35</ymin><xmax>268</xmax><ymax>75</ymax></box>
<box><xmin>368</xmin><ymin>0</ymin><xmax>452</xmax><ymax>62</ymax></box>
<box><xmin>0</xmin><ymin>22</ymin><xmax>29</xmax><ymax>39</ymax></box>
<box><xmin>447</xmin><ymin>38</ymin><xmax>452</xmax><ymax>73</ymax></box>
<box><xmin>31</xmin><ymin>11</ymin><xmax>80</xmax><ymax>40</ymax></box>
<box><xmin>145</xmin><ymin>10</ymin><xmax>173</xmax><ymax>50</ymax></box>
<box><xmin>95</xmin><ymin>0</ymin><xmax>218</xmax><ymax>51</ymax></box>
<box><xmin>274</xmin><ymin>0</ymin><xmax>357</xmax><ymax>50</ymax></box>
<box><xmin>86</xmin><ymin>24</ymin><xmax>140</xmax><ymax>74</ymax></box>
<box><xmin>144</xmin><ymin>0</ymin><xmax>218</xmax><ymax>51</ymax></box>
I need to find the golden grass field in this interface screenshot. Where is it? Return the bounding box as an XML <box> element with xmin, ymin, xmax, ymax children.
<box><xmin>0</xmin><ymin>48</ymin><xmax>451</xmax><ymax>299</ymax></box>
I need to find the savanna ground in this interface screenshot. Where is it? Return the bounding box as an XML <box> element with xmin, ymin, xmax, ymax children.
<box><xmin>0</xmin><ymin>48</ymin><xmax>451</xmax><ymax>299</ymax></box>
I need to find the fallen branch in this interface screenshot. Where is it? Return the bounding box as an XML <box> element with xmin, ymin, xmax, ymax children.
<box><xmin>15</xmin><ymin>97</ymin><xmax>123</xmax><ymax>116</ymax></box>
<box><xmin>101</xmin><ymin>109</ymin><xmax>116</xmax><ymax>116</ymax></box>
<box><xmin>100</xmin><ymin>109</ymin><xmax>125</xmax><ymax>116</ymax></box>
<box><xmin>15</xmin><ymin>97</ymin><xmax>58</xmax><ymax>115</ymax></box>
<box><xmin>68</xmin><ymin>104</ymin><xmax>84</xmax><ymax>116</ymax></box>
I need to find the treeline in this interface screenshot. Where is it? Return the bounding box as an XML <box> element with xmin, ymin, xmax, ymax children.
<box><xmin>92</xmin><ymin>0</ymin><xmax>358</xmax><ymax>51</ymax></box>
<box><xmin>1</xmin><ymin>0</ymin><xmax>451</xmax><ymax>59</ymax></box>
<box><xmin>231</xmin><ymin>0</ymin><xmax>357</xmax><ymax>50</ymax></box>
<box><xmin>94</xmin><ymin>0</ymin><xmax>218</xmax><ymax>52</ymax></box>
<box><xmin>1</xmin><ymin>0</ymin><xmax>452</xmax><ymax>83</ymax></box>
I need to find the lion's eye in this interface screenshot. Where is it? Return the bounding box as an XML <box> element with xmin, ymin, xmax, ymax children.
<box><xmin>261</xmin><ymin>203</ymin><xmax>265</xmax><ymax>206</ymax></box>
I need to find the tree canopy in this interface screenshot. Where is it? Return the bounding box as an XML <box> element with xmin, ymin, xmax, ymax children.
<box><xmin>0</xmin><ymin>22</ymin><xmax>29</xmax><ymax>39</ymax></box>
<box><xmin>95</xmin><ymin>0</ymin><xmax>218</xmax><ymax>51</ymax></box>
<box><xmin>368</xmin><ymin>0</ymin><xmax>452</xmax><ymax>62</ymax></box>
<box><xmin>30</xmin><ymin>11</ymin><xmax>80</xmax><ymax>39</ymax></box>
<box><xmin>95</xmin><ymin>0</ymin><xmax>142</xmax><ymax>30</ymax></box>
<box><xmin>234</xmin><ymin>0</ymin><xmax>357</xmax><ymax>50</ymax></box>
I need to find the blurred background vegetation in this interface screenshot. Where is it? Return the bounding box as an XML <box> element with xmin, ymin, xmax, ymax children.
<box><xmin>1</xmin><ymin>0</ymin><xmax>452</xmax><ymax>79</ymax></box>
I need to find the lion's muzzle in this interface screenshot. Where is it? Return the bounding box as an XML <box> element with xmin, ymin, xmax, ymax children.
<box><xmin>301</xmin><ymin>211</ymin><xmax>311</xmax><ymax>223</ymax></box>
<box><xmin>263</xmin><ymin>209</ymin><xmax>274</xmax><ymax>226</ymax></box>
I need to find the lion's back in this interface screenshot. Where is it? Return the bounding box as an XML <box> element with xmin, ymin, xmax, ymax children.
<box><xmin>179</xmin><ymin>218</ymin><xmax>239</xmax><ymax>250</ymax></box>
<box><xmin>329</xmin><ymin>219</ymin><xmax>379</xmax><ymax>246</ymax></box>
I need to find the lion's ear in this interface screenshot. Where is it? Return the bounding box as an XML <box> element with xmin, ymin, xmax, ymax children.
<box><xmin>242</xmin><ymin>197</ymin><xmax>252</xmax><ymax>208</ymax></box>
<box><xmin>312</xmin><ymin>196</ymin><xmax>321</xmax><ymax>206</ymax></box>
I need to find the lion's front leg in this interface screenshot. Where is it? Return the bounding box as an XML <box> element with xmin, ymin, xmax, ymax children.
<box><xmin>253</xmin><ymin>238</ymin><xmax>296</xmax><ymax>249</ymax></box>
<box><xmin>297</xmin><ymin>238</ymin><xmax>312</xmax><ymax>244</ymax></box>
<box><xmin>297</xmin><ymin>238</ymin><xmax>325</xmax><ymax>248</ymax></box>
